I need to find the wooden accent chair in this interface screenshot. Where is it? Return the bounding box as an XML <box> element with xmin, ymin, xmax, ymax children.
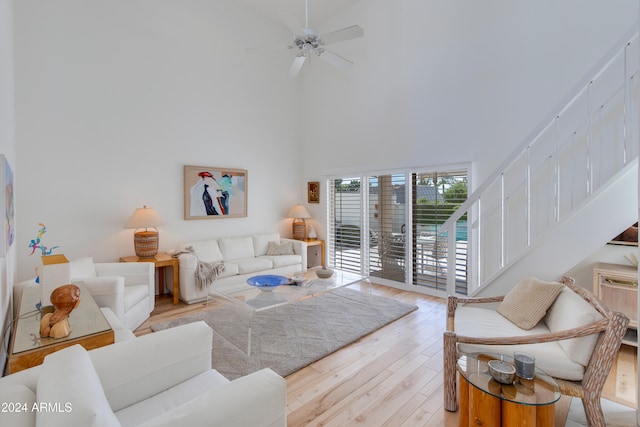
<box><xmin>443</xmin><ymin>277</ymin><xmax>629</xmax><ymax>427</ymax></box>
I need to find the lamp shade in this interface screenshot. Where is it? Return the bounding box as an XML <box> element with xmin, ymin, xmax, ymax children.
<box><xmin>124</xmin><ymin>206</ymin><xmax>164</xmax><ymax>258</ymax></box>
<box><xmin>124</xmin><ymin>206</ymin><xmax>165</xmax><ymax>229</ymax></box>
<box><xmin>287</xmin><ymin>204</ymin><xmax>311</xmax><ymax>219</ymax></box>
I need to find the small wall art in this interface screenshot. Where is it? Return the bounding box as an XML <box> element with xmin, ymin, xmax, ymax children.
<box><xmin>184</xmin><ymin>165</ymin><xmax>247</xmax><ymax>220</ymax></box>
<box><xmin>308</xmin><ymin>181</ymin><xmax>319</xmax><ymax>204</ymax></box>
<box><xmin>0</xmin><ymin>155</ymin><xmax>14</xmax><ymax>256</ymax></box>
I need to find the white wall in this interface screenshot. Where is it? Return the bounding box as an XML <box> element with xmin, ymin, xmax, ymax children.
<box><xmin>13</xmin><ymin>0</ymin><xmax>304</xmax><ymax>281</ymax></box>
<box><xmin>10</xmin><ymin>0</ymin><xmax>640</xmax><ymax>285</ymax></box>
<box><xmin>300</xmin><ymin>0</ymin><xmax>639</xmax><ymax>237</ymax></box>
<box><xmin>0</xmin><ymin>0</ymin><xmax>16</xmax><ymax>372</ymax></box>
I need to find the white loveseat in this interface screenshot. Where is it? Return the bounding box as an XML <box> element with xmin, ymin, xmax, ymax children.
<box><xmin>0</xmin><ymin>321</ymin><xmax>287</xmax><ymax>427</ymax></box>
<box><xmin>174</xmin><ymin>233</ymin><xmax>307</xmax><ymax>304</ymax></box>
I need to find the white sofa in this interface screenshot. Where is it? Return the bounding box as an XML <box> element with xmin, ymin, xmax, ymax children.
<box><xmin>0</xmin><ymin>321</ymin><xmax>287</xmax><ymax>427</ymax></box>
<box><xmin>174</xmin><ymin>233</ymin><xmax>307</xmax><ymax>304</ymax></box>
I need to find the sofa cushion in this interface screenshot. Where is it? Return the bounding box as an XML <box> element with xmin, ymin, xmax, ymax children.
<box><xmin>188</xmin><ymin>240</ymin><xmax>223</xmax><ymax>263</ymax></box>
<box><xmin>69</xmin><ymin>257</ymin><xmax>97</xmax><ymax>279</ymax></box>
<box><xmin>37</xmin><ymin>344</ymin><xmax>121</xmax><ymax>427</ymax></box>
<box><xmin>455</xmin><ymin>305</ymin><xmax>586</xmax><ymax>381</ymax></box>
<box><xmin>496</xmin><ymin>277</ymin><xmax>564</xmax><ymax>330</ymax></box>
<box><xmin>219</xmin><ymin>236</ymin><xmax>255</xmax><ymax>260</ymax></box>
<box><xmin>545</xmin><ymin>287</ymin><xmax>603</xmax><ymax>366</ymax></box>
<box><xmin>266</xmin><ymin>241</ymin><xmax>294</xmax><ymax>256</ymax></box>
<box><xmin>253</xmin><ymin>233</ymin><xmax>281</xmax><ymax>256</ymax></box>
<box><xmin>233</xmin><ymin>257</ymin><xmax>274</xmax><ymax>274</ymax></box>
<box><xmin>217</xmin><ymin>262</ymin><xmax>239</xmax><ymax>278</ymax></box>
<box><xmin>0</xmin><ymin>384</ymin><xmax>36</xmax><ymax>427</ymax></box>
<box><xmin>261</xmin><ymin>254</ymin><xmax>302</xmax><ymax>268</ymax></box>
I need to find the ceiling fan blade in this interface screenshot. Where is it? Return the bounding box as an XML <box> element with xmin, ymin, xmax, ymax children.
<box><xmin>318</xmin><ymin>25</ymin><xmax>364</xmax><ymax>46</ymax></box>
<box><xmin>246</xmin><ymin>44</ymin><xmax>291</xmax><ymax>54</ymax></box>
<box><xmin>318</xmin><ymin>49</ymin><xmax>354</xmax><ymax>70</ymax></box>
<box><xmin>289</xmin><ymin>55</ymin><xmax>307</xmax><ymax>77</ymax></box>
<box><xmin>278</xmin><ymin>12</ymin><xmax>306</xmax><ymax>37</ymax></box>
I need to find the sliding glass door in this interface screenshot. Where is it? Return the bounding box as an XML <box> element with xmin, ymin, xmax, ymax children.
<box><xmin>327</xmin><ymin>168</ymin><xmax>468</xmax><ymax>296</ymax></box>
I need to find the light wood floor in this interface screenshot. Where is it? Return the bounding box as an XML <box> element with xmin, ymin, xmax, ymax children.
<box><xmin>136</xmin><ymin>283</ymin><xmax>638</xmax><ymax>426</ymax></box>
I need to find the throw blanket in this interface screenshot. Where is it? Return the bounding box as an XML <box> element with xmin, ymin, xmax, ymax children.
<box><xmin>172</xmin><ymin>246</ymin><xmax>225</xmax><ymax>289</ymax></box>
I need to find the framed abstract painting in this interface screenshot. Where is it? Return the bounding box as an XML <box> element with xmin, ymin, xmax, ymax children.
<box><xmin>184</xmin><ymin>165</ymin><xmax>247</xmax><ymax>220</ymax></box>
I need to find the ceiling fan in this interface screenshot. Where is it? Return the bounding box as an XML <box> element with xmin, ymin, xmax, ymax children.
<box><xmin>249</xmin><ymin>0</ymin><xmax>364</xmax><ymax>77</ymax></box>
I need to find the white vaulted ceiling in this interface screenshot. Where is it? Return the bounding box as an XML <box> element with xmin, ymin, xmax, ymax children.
<box><xmin>236</xmin><ymin>0</ymin><xmax>360</xmax><ymax>27</ymax></box>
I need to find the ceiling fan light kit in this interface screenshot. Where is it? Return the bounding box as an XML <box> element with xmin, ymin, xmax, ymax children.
<box><xmin>250</xmin><ymin>0</ymin><xmax>364</xmax><ymax>77</ymax></box>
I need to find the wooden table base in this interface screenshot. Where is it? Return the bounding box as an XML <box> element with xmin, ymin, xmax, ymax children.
<box><xmin>459</xmin><ymin>373</ymin><xmax>554</xmax><ymax>427</ymax></box>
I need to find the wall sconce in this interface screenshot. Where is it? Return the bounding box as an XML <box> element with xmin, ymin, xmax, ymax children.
<box><xmin>287</xmin><ymin>204</ymin><xmax>311</xmax><ymax>240</ymax></box>
<box><xmin>124</xmin><ymin>206</ymin><xmax>165</xmax><ymax>258</ymax></box>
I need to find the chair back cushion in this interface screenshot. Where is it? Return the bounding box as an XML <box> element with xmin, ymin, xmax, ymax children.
<box><xmin>496</xmin><ymin>277</ymin><xmax>564</xmax><ymax>330</ymax></box>
<box><xmin>69</xmin><ymin>257</ymin><xmax>97</xmax><ymax>279</ymax></box>
<box><xmin>37</xmin><ymin>344</ymin><xmax>121</xmax><ymax>427</ymax></box>
<box><xmin>544</xmin><ymin>287</ymin><xmax>603</xmax><ymax>366</ymax></box>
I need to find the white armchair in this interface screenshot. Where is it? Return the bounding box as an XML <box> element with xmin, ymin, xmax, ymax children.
<box><xmin>68</xmin><ymin>257</ymin><xmax>155</xmax><ymax>332</ymax></box>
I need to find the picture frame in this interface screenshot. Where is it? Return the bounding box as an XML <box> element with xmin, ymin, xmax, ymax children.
<box><xmin>0</xmin><ymin>155</ymin><xmax>14</xmax><ymax>256</ymax></box>
<box><xmin>308</xmin><ymin>181</ymin><xmax>320</xmax><ymax>204</ymax></box>
<box><xmin>184</xmin><ymin>165</ymin><xmax>247</xmax><ymax>220</ymax></box>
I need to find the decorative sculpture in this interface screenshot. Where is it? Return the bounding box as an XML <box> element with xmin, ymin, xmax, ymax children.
<box><xmin>40</xmin><ymin>284</ymin><xmax>80</xmax><ymax>339</ymax></box>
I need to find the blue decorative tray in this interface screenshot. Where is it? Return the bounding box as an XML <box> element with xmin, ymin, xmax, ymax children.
<box><xmin>247</xmin><ymin>275</ymin><xmax>289</xmax><ymax>291</ymax></box>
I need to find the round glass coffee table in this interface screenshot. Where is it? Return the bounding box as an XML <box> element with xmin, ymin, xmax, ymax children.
<box><xmin>457</xmin><ymin>353</ymin><xmax>560</xmax><ymax>427</ymax></box>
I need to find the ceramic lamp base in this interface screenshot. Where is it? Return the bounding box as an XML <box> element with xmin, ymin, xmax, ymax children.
<box><xmin>134</xmin><ymin>230</ymin><xmax>159</xmax><ymax>258</ymax></box>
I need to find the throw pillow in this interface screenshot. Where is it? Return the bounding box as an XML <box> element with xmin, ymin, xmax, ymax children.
<box><xmin>496</xmin><ymin>277</ymin><xmax>564</xmax><ymax>330</ymax></box>
<box><xmin>266</xmin><ymin>241</ymin><xmax>294</xmax><ymax>256</ymax></box>
<box><xmin>36</xmin><ymin>344</ymin><xmax>121</xmax><ymax>427</ymax></box>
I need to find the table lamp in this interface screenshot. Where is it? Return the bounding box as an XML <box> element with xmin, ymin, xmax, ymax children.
<box><xmin>124</xmin><ymin>206</ymin><xmax>165</xmax><ymax>258</ymax></box>
<box><xmin>287</xmin><ymin>204</ymin><xmax>311</xmax><ymax>240</ymax></box>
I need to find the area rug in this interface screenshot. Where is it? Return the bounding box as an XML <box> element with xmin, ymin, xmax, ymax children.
<box><xmin>151</xmin><ymin>287</ymin><xmax>418</xmax><ymax>380</ymax></box>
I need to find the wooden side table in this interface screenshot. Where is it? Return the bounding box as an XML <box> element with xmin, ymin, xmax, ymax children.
<box><xmin>304</xmin><ymin>239</ymin><xmax>325</xmax><ymax>268</ymax></box>
<box><xmin>120</xmin><ymin>253</ymin><xmax>180</xmax><ymax>304</ymax></box>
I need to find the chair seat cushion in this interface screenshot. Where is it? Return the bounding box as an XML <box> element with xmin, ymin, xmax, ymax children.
<box><xmin>124</xmin><ymin>285</ymin><xmax>150</xmax><ymax>312</ymax></box>
<box><xmin>115</xmin><ymin>370</ymin><xmax>229</xmax><ymax>427</ymax></box>
<box><xmin>455</xmin><ymin>305</ymin><xmax>585</xmax><ymax>381</ymax></box>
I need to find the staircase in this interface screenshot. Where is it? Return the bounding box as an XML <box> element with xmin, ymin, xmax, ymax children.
<box><xmin>441</xmin><ymin>26</ymin><xmax>640</xmax><ymax>297</ymax></box>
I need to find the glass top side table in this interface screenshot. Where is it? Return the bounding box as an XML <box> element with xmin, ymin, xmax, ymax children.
<box><xmin>456</xmin><ymin>352</ymin><xmax>561</xmax><ymax>427</ymax></box>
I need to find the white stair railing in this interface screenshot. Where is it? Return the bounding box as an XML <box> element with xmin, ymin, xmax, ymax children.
<box><xmin>441</xmin><ymin>27</ymin><xmax>640</xmax><ymax>296</ymax></box>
